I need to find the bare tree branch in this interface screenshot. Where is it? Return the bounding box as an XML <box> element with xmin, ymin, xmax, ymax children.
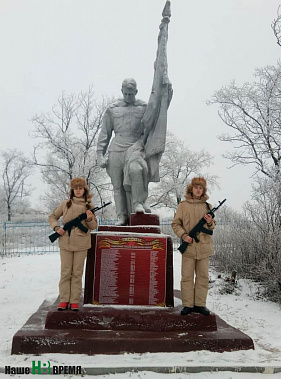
<box><xmin>31</xmin><ymin>87</ymin><xmax>114</xmax><ymax>209</ymax></box>
<box><xmin>1</xmin><ymin>149</ymin><xmax>33</xmax><ymax>221</ymax></box>
<box><xmin>272</xmin><ymin>5</ymin><xmax>281</xmax><ymax>47</ymax></box>
<box><xmin>148</xmin><ymin>132</ymin><xmax>219</xmax><ymax>212</ymax></box>
<box><xmin>208</xmin><ymin>64</ymin><xmax>281</xmax><ymax>178</ymax></box>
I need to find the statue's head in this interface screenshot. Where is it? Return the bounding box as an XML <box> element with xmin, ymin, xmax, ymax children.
<box><xmin>121</xmin><ymin>78</ymin><xmax>138</xmax><ymax>104</ymax></box>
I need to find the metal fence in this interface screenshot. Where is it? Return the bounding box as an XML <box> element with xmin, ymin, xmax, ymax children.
<box><xmin>1</xmin><ymin>221</ymin><xmax>60</xmax><ymax>256</ymax></box>
<box><xmin>0</xmin><ymin>219</ymin><xmax>180</xmax><ymax>256</ymax></box>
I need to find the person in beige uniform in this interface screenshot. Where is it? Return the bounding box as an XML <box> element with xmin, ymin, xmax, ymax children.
<box><xmin>48</xmin><ymin>177</ymin><xmax>97</xmax><ymax>311</ymax></box>
<box><xmin>171</xmin><ymin>177</ymin><xmax>216</xmax><ymax>316</ymax></box>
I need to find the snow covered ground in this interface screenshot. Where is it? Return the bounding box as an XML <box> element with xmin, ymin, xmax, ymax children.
<box><xmin>1</xmin><ymin>250</ymin><xmax>281</xmax><ymax>378</ymax></box>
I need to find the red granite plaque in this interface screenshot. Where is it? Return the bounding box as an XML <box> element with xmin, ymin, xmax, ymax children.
<box><xmin>93</xmin><ymin>234</ymin><xmax>167</xmax><ymax>306</ymax></box>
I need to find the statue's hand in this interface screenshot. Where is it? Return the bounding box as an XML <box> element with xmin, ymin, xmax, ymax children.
<box><xmin>97</xmin><ymin>153</ymin><xmax>108</xmax><ymax>168</ymax></box>
<box><xmin>99</xmin><ymin>156</ymin><xmax>108</xmax><ymax>168</ymax></box>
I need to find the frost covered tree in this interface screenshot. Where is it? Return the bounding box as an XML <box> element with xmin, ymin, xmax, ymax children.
<box><xmin>148</xmin><ymin>131</ymin><xmax>218</xmax><ymax>212</ymax></box>
<box><xmin>208</xmin><ymin>60</ymin><xmax>281</xmax><ymax>301</ymax></box>
<box><xmin>213</xmin><ymin>174</ymin><xmax>281</xmax><ymax>302</ymax></box>
<box><xmin>244</xmin><ymin>174</ymin><xmax>281</xmax><ymax>283</ymax></box>
<box><xmin>272</xmin><ymin>5</ymin><xmax>281</xmax><ymax>47</ymax></box>
<box><xmin>31</xmin><ymin>86</ymin><xmax>113</xmax><ymax>210</ymax></box>
<box><xmin>208</xmin><ymin>63</ymin><xmax>281</xmax><ymax>178</ymax></box>
<box><xmin>1</xmin><ymin>149</ymin><xmax>33</xmax><ymax>221</ymax></box>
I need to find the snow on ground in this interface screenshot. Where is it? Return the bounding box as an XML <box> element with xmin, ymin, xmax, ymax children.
<box><xmin>0</xmin><ymin>250</ymin><xmax>281</xmax><ymax>378</ymax></box>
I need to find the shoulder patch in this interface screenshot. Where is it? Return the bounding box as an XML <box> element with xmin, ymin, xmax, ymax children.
<box><xmin>135</xmin><ymin>99</ymin><xmax>147</xmax><ymax>106</ymax></box>
<box><xmin>109</xmin><ymin>99</ymin><xmax>126</xmax><ymax>108</ymax></box>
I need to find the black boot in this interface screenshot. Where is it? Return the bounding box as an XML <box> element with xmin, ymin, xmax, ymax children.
<box><xmin>180</xmin><ymin>306</ymin><xmax>194</xmax><ymax>315</ymax></box>
<box><xmin>193</xmin><ymin>306</ymin><xmax>210</xmax><ymax>315</ymax></box>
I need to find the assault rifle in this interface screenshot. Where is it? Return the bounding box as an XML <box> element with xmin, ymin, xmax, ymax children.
<box><xmin>49</xmin><ymin>201</ymin><xmax>112</xmax><ymax>243</ymax></box>
<box><xmin>178</xmin><ymin>199</ymin><xmax>226</xmax><ymax>254</ymax></box>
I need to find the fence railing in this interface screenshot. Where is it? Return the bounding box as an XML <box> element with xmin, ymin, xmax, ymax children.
<box><xmin>0</xmin><ymin>219</ymin><xmax>180</xmax><ymax>256</ymax></box>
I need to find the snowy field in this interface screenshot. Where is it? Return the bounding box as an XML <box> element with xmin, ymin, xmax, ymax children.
<box><xmin>1</xmin><ymin>250</ymin><xmax>281</xmax><ymax>378</ymax></box>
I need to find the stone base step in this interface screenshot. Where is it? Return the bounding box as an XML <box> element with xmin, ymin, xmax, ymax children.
<box><xmin>45</xmin><ymin>305</ymin><xmax>217</xmax><ymax>332</ymax></box>
<box><xmin>12</xmin><ymin>299</ymin><xmax>254</xmax><ymax>355</ymax></box>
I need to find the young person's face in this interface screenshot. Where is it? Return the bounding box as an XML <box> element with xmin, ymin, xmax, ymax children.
<box><xmin>192</xmin><ymin>184</ymin><xmax>203</xmax><ymax>198</ymax></box>
<box><xmin>73</xmin><ymin>185</ymin><xmax>85</xmax><ymax>198</ymax></box>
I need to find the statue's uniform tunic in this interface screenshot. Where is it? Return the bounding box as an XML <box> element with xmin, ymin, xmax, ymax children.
<box><xmin>97</xmin><ymin>99</ymin><xmax>147</xmax><ymax>219</ymax></box>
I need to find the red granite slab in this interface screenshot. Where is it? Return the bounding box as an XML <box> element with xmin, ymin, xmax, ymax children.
<box><xmin>129</xmin><ymin>213</ymin><xmax>160</xmax><ymax>226</ymax></box>
<box><xmin>84</xmin><ymin>233</ymin><xmax>174</xmax><ymax>307</ymax></box>
<box><xmin>45</xmin><ymin>306</ymin><xmax>217</xmax><ymax>332</ymax></box>
<box><xmin>11</xmin><ymin>296</ymin><xmax>254</xmax><ymax>355</ymax></box>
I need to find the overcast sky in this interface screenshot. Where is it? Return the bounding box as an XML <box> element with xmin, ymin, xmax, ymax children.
<box><xmin>1</xmin><ymin>0</ymin><xmax>281</xmax><ymax>211</ymax></box>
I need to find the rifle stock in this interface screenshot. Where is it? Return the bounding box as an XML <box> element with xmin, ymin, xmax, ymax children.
<box><xmin>49</xmin><ymin>232</ymin><xmax>60</xmax><ymax>243</ymax></box>
<box><xmin>48</xmin><ymin>201</ymin><xmax>112</xmax><ymax>243</ymax></box>
<box><xmin>178</xmin><ymin>240</ymin><xmax>189</xmax><ymax>254</ymax></box>
<box><xmin>178</xmin><ymin>199</ymin><xmax>226</xmax><ymax>254</ymax></box>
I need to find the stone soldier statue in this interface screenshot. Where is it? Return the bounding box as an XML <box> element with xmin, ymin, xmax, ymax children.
<box><xmin>97</xmin><ymin>1</ymin><xmax>172</xmax><ymax>226</ymax></box>
<box><xmin>97</xmin><ymin>78</ymin><xmax>150</xmax><ymax>225</ymax></box>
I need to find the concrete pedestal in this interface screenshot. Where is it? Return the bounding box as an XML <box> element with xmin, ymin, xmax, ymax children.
<box><xmin>11</xmin><ymin>213</ymin><xmax>254</xmax><ymax>355</ymax></box>
<box><xmin>11</xmin><ymin>292</ymin><xmax>254</xmax><ymax>355</ymax></box>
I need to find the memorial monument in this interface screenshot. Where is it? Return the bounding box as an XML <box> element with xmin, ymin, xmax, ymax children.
<box><xmin>11</xmin><ymin>1</ymin><xmax>255</xmax><ymax>356</ymax></box>
<box><xmin>97</xmin><ymin>0</ymin><xmax>173</xmax><ymax>226</ymax></box>
<box><xmin>85</xmin><ymin>0</ymin><xmax>174</xmax><ymax>308</ymax></box>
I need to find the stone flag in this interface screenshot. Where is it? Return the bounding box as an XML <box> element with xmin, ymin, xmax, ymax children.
<box><xmin>143</xmin><ymin>0</ymin><xmax>173</xmax><ymax>182</ymax></box>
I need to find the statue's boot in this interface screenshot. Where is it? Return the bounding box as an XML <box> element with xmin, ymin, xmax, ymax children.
<box><xmin>113</xmin><ymin>188</ymin><xmax>128</xmax><ymax>225</ymax></box>
<box><xmin>143</xmin><ymin>202</ymin><xmax>151</xmax><ymax>213</ymax></box>
<box><xmin>134</xmin><ymin>203</ymin><xmax>145</xmax><ymax>213</ymax></box>
<box><xmin>115</xmin><ymin>216</ymin><xmax>128</xmax><ymax>226</ymax></box>
<box><xmin>131</xmin><ymin>180</ymin><xmax>147</xmax><ymax>213</ymax></box>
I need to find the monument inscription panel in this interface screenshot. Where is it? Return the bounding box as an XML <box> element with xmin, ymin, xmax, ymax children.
<box><xmin>93</xmin><ymin>234</ymin><xmax>167</xmax><ymax>306</ymax></box>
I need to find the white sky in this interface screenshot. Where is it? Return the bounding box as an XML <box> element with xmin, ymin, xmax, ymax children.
<box><xmin>1</xmin><ymin>0</ymin><xmax>281</xmax><ymax>211</ymax></box>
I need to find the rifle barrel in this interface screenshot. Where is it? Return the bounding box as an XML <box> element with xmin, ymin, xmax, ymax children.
<box><xmin>48</xmin><ymin>201</ymin><xmax>112</xmax><ymax>243</ymax></box>
<box><xmin>90</xmin><ymin>201</ymin><xmax>112</xmax><ymax>213</ymax></box>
